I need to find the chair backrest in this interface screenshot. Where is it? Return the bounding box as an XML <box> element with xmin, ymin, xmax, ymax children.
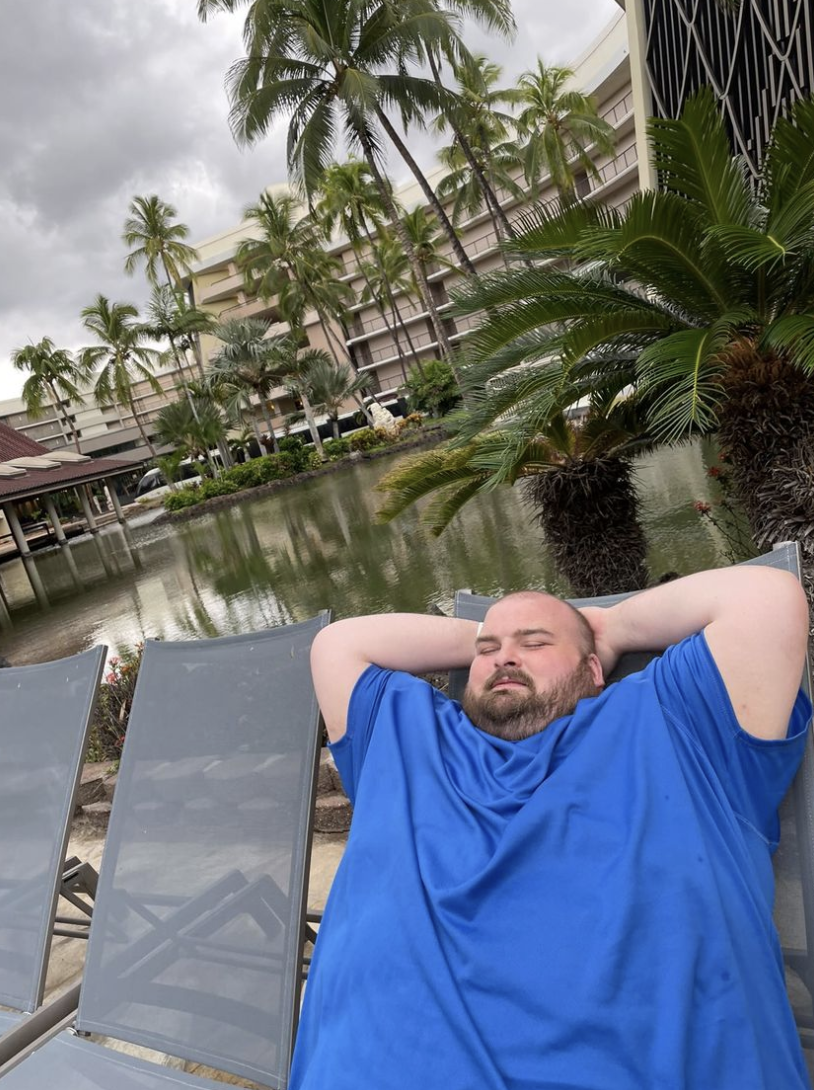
<box><xmin>452</xmin><ymin>543</ymin><xmax>814</xmax><ymax>1038</ymax></box>
<box><xmin>0</xmin><ymin>646</ymin><xmax>105</xmax><ymax>1013</ymax></box>
<box><xmin>74</xmin><ymin>614</ymin><xmax>329</xmax><ymax>1088</ymax></box>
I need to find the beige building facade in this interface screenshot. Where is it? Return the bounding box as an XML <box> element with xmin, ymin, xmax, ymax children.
<box><xmin>188</xmin><ymin>11</ymin><xmax>638</xmax><ymax>419</ymax></box>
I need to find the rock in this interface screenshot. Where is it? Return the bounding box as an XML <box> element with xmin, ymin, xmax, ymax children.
<box><xmin>77</xmin><ymin>801</ymin><xmax>112</xmax><ymax>832</ymax></box>
<box><xmin>75</xmin><ymin>777</ymin><xmax>106</xmax><ymax>810</ymax></box>
<box><xmin>314</xmin><ymin>792</ymin><xmax>352</xmax><ymax>834</ymax></box>
<box><xmin>368</xmin><ymin>402</ymin><xmax>399</xmax><ymax>436</ymax></box>
<box><xmin>317</xmin><ymin>750</ymin><xmax>343</xmax><ymax>796</ymax></box>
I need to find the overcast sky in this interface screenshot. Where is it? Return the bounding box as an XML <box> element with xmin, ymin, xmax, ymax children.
<box><xmin>0</xmin><ymin>0</ymin><xmax>620</xmax><ymax>401</ymax></box>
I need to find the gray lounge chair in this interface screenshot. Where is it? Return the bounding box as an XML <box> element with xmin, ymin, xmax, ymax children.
<box><xmin>451</xmin><ymin>541</ymin><xmax>814</xmax><ymax>1054</ymax></box>
<box><xmin>0</xmin><ymin>647</ymin><xmax>106</xmax><ymax>1039</ymax></box>
<box><xmin>0</xmin><ymin>614</ymin><xmax>329</xmax><ymax>1088</ymax></box>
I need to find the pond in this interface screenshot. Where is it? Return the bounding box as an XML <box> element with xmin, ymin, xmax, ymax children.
<box><xmin>0</xmin><ymin>440</ymin><xmax>728</xmax><ymax>666</ymax></box>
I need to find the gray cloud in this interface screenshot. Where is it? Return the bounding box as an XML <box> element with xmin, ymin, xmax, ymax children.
<box><xmin>0</xmin><ymin>0</ymin><xmax>620</xmax><ymax>399</ymax></box>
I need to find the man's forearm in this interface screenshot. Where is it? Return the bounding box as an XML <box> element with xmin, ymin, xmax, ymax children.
<box><xmin>315</xmin><ymin>614</ymin><xmax>479</xmax><ymax>675</ymax></box>
<box><xmin>311</xmin><ymin>614</ymin><xmax>479</xmax><ymax>740</ymax></box>
<box><xmin>596</xmin><ymin>565</ymin><xmax>803</xmax><ymax>661</ymax></box>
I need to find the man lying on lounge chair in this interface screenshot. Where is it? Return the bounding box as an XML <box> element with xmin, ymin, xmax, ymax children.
<box><xmin>291</xmin><ymin>565</ymin><xmax>812</xmax><ymax>1089</ymax></box>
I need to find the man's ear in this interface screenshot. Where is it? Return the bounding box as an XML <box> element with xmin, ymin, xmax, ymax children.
<box><xmin>588</xmin><ymin>653</ymin><xmax>605</xmax><ymax>689</ymax></box>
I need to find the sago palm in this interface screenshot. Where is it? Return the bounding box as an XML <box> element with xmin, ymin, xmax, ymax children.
<box><xmin>378</xmin><ymin>353</ymin><xmax>654</xmax><ymax>595</ymax></box>
<box><xmin>451</xmin><ymin>87</ymin><xmax>814</xmax><ymax>589</ymax></box>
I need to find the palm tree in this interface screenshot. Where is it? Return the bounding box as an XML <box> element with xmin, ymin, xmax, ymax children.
<box><xmin>79</xmin><ymin>296</ymin><xmax>163</xmax><ymax>457</ymax></box>
<box><xmin>10</xmin><ymin>338</ymin><xmax>89</xmax><ymax>452</ymax></box>
<box><xmin>400</xmin><ymin>207</ymin><xmax>465</xmax><ymax>383</ymax></box>
<box><xmin>449</xmin><ymin>88</ymin><xmax>814</xmax><ymax>591</ymax></box>
<box><xmin>143</xmin><ymin>286</ymin><xmax>215</xmax><ymax>382</ymax></box>
<box><xmin>237</xmin><ymin>192</ymin><xmax>353</xmax><ymax>369</ymax></box>
<box><xmin>300</xmin><ymin>354</ymin><xmax>370</xmax><ymax>439</ymax></box>
<box><xmin>199</xmin><ymin>0</ymin><xmax>463</xmax><ymax>359</ymax></box>
<box><xmin>415</xmin><ymin>0</ymin><xmax>518</xmax><ymax>236</ymax></box>
<box><xmin>514</xmin><ymin>61</ymin><xmax>616</xmax><ymax>203</ymax></box>
<box><xmin>218</xmin><ymin>0</ymin><xmax>477</xmax><ymax>273</ymax></box>
<box><xmin>433</xmin><ymin>53</ymin><xmax>524</xmax><ymax>246</ymax></box>
<box><xmin>355</xmin><ymin>241</ymin><xmax>418</xmax><ymax>381</ymax></box>
<box><xmin>153</xmin><ymin>396</ymin><xmax>228</xmax><ymax>473</ymax></box>
<box><xmin>315</xmin><ymin>161</ymin><xmax>413</xmax><ymax>376</ymax></box>
<box><xmin>263</xmin><ymin>337</ymin><xmax>331</xmax><ymax>455</ymax></box>
<box><xmin>206</xmin><ymin>316</ymin><xmax>290</xmax><ymax>454</ymax></box>
<box><xmin>377</xmin><ymin>355</ymin><xmax>653</xmax><ymax>595</ymax></box>
<box><xmin>123</xmin><ymin>195</ymin><xmax>200</xmax><ymax>290</ymax></box>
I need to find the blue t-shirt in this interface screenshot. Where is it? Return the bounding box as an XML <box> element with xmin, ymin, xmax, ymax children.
<box><xmin>290</xmin><ymin>634</ymin><xmax>812</xmax><ymax>1089</ymax></box>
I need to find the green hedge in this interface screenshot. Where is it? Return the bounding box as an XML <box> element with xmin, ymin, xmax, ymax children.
<box><xmin>323</xmin><ymin>437</ymin><xmax>351</xmax><ymax>460</ymax></box>
<box><xmin>164</xmin><ymin>447</ymin><xmax>321</xmax><ymax>512</ymax></box>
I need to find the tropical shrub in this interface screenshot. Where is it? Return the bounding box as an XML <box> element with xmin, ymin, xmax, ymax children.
<box><xmin>349</xmin><ymin>427</ymin><xmax>395</xmax><ymax>452</ymax></box>
<box><xmin>403</xmin><ymin>360</ymin><xmax>461</xmax><ymax>416</ymax></box>
<box><xmin>397</xmin><ymin>412</ymin><xmax>425</xmax><ymax>431</ymax></box>
<box><xmin>89</xmin><ymin>644</ymin><xmax>144</xmax><ymax>760</ymax></box>
<box><xmin>164</xmin><ymin>486</ymin><xmax>202</xmax><ymax>512</ymax></box>
<box><xmin>162</xmin><ymin>448</ymin><xmax>321</xmax><ymax>511</ymax></box>
<box><xmin>323</xmin><ymin>437</ymin><xmax>351</xmax><ymax>460</ymax></box>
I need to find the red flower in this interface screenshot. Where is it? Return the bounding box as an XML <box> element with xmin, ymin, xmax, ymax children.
<box><xmin>707</xmin><ymin>466</ymin><xmax>721</xmax><ymax>478</ymax></box>
<box><xmin>105</xmin><ymin>673</ymin><xmax>116</xmax><ymax>684</ymax></box>
<box><xmin>694</xmin><ymin>501</ymin><xmax>712</xmax><ymax>514</ymax></box>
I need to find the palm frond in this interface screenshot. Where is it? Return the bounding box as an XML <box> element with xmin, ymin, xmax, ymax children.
<box><xmin>648</xmin><ymin>86</ymin><xmax>753</xmax><ymax>228</ymax></box>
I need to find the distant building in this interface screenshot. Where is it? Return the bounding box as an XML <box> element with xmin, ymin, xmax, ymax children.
<box><xmin>186</xmin><ymin>12</ymin><xmax>636</xmax><ymax>417</ymax></box>
<box><xmin>2</xmin><ymin>12</ymin><xmax>637</xmax><ymax>454</ymax></box>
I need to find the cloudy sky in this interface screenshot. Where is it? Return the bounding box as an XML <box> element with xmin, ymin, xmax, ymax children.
<box><xmin>0</xmin><ymin>0</ymin><xmax>620</xmax><ymax>401</ymax></box>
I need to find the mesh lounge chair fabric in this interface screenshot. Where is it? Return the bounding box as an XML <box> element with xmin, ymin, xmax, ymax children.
<box><xmin>0</xmin><ymin>647</ymin><xmax>105</xmax><ymax>1015</ymax></box>
<box><xmin>451</xmin><ymin>542</ymin><xmax>814</xmax><ymax>1046</ymax></box>
<box><xmin>0</xmin><ymin>615</ymin><xmax>328</xmax><ymax>1090</ymax></box>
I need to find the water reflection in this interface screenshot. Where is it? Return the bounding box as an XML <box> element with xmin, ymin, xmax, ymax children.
<box><xmin>0</xmin><ymin>441</ymin><xmax>728</xmax><ymax>666</ymax></box>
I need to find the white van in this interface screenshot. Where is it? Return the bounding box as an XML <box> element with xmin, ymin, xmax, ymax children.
<box><xmin>135</xmin><ymin>460</ymin><xmax>205</xmax><ymax>500</ymax></box>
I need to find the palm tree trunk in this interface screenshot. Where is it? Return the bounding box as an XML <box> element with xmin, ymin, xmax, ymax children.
<box><xmin>257</xmin><ymin>394</ymin><xmax>281</xmax><ymax>455</ymax></box>
<box><xmin>47</xmin><ymin>382</ymin><xmax>82</xmax><ymax>452</ymax></box>
<box><xmin>299</xmin><ymin>389</ymin><xmax>325</xmax><ymax>457</ymax></box>
<box><xmin>313</xmin><ymin>305</ymin><xmax>354</xmax><ymax>371</ymax></box>
<box><xmin>163</xmin><ymin>259</ymin><xmax>206</xmax><ymax>379</ymax></box>
<box><xmin>374</xmin><ymin>106</ymin><xmax>477</xmax><ymax>279</ymax></box>
<box><xmin>354</xmin><ymin>246</ymin><xmax>411</xmax><ymax>378</ymax></box>
<box><xmin>356</xmin><ymin>129</ymin><xmax>459</xmax><ymax>377</ymax></box>
<box><xmin>717</xmin><ymin>350</ymin><xmax>814</xmax><ymax>602</ymax></box>
<box><xmin>129</xmin><ymin>394</ymin><xmax>157</xmax><ymax>458</ymax></box>
<box><xmin>359</xmin><ymin>221</ymin><xmax>426</xmax><ymax>380</ymax></box>
<box><xmin>351</xmin><ymin>392</ymin><xmax>375</xmax><ymax>425</ymax></box>
<box><xmin>245</xmin><ymin>397</ymin><xmax>266</xmax><ymax>454</ymax></box>
<box><xmin>525</xmin><ymin>455</ymin><xmax>650</xmax><ymax>595</ymax></box>
<box><xmin>426</xmin><ymin>52</ymin><xmax>518</xmax><ymax>249</ymax></box>
<box><xmin>168</xmin><ymin>332</ymin><xmax>202</xmax><ymax>427</ymax></box>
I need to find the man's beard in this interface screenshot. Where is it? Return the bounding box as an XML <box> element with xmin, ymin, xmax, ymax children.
<box><xmin>461</xmin><ymin>660</ymin><xmax>600</xmax><ymax>742</ymax></box>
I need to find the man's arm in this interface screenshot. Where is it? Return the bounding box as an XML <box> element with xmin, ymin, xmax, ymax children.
<box><xmin>582</xmin><ymin>566</ymin><xmax>809</xmax><ymax>740</ymax></box>
<box><xmin>311</xmin><ymin>615</ymin><xmax>479</xmax><ymax>742</ymax></box>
